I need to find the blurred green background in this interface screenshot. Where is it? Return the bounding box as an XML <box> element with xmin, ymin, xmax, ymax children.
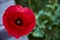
<box><xmin>15</xmin><ymin>0</ymin><xmax>60</xmax><ymax>40</ymax></box>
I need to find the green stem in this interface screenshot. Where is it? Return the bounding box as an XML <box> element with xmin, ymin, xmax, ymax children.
<box><xmin>29</xmin><ymin>0</ymin><xmax>32</xmax><ymax>9</ymax></box>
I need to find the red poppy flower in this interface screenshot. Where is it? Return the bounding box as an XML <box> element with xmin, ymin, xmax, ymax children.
<box><xmin>2</xmin><ymin>4</ymin><xmax>36</xmax><ymax>38</ymax></box>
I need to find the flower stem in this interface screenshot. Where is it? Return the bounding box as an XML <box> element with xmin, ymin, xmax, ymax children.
<box><xmin>29</xmin><ymin>0</ymin><xmax>32</xmax><ymax>9</ymax></box>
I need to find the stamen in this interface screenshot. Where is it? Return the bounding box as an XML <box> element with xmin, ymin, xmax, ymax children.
<box><xmin>14</xmin><ymin>18</ymin><xmax>23</xmax><ymax>26</ymax></box>
<box><xmin>17</xmin><ymin>20</ymin><xmax>21</xmax><ymax>24</ymax></box>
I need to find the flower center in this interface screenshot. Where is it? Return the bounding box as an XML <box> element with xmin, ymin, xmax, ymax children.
<box><xmin>14</xmin><ymin>18</ymin><xmax>23</xmax><ymax>26</ymax></box>
<box><xmin>17</xmin><ymin>20</ymin><xmax>21</xmax><ymax>24</ymax></box>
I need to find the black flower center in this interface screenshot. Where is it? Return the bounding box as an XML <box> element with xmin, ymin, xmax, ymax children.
<box><xmin>14</xmin><ymin>18</ymin><xmax>23</xmax><ymax>26</ymax></box>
